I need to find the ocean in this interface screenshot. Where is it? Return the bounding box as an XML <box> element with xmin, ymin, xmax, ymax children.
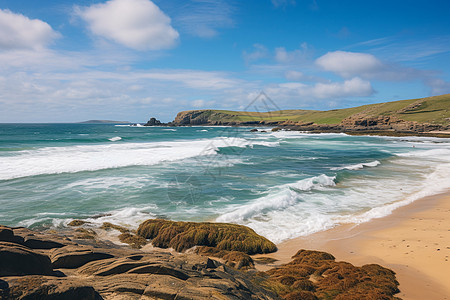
<box><xmin>0</xmin><ymin>123</ymin><xmax>449</xmax><ymax>243</ymax></box>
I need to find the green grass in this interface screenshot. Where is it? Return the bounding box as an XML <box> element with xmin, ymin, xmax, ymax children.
<box><xmin>192</xmin><ymin>94</ymin><xmax>450</xmax><ymax>125</ymax></box>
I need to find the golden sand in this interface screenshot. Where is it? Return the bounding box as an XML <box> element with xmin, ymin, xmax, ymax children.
<box><xmin>254</xmin><ymin>192</ymin><xmax>450</xmax><ymax>300</ymax></box>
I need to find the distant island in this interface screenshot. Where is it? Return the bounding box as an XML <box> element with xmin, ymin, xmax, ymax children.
<box><xmin>77</xmin><ymin>120</ymin><xmax>131</xmax><ymax>124</ymax></box>
<box><xmin>146</xmin><ymin>93</ymin><xmax>450</xmax><ymax>136</ymax></box>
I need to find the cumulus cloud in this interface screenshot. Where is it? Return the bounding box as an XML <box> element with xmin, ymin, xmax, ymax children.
<box><xmin>316</xmin><ymin>50</ymin><xmax>438</xmax><ymax>82</ymax></box>
<box><xmin>0</xmin><ymin>9</ymin><xmax>59</xmax><ymax>50</ymax></box>
<box><xmin>75</xmin><ymin>0</ymin><xmax>179</xmax><ymax>50</ymax></box>
<box><xmin>266</xmin><ymin>77</ymin><xmax>374</xmax><ymax>101</ymax></box>
<box><xmin>316</xmin><ymin>51</ymin><xmax>383</xmax><ymax>78</ymax></box>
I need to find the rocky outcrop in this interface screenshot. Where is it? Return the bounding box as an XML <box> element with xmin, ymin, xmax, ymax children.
<box><xmin>4</xmin><ymin>276</ymin><xmax>101</xmax><ymax>300</ymax></box>
<box><xmin>0</xmin><ymin>224</ymin><xmax>278</xmax><ymax>300</ymax></box>
<box><xmin>0</xmin><ymin>242</ymin><xmax>53</xmax><ymax>276</ymax></box>
<box><xmin>50</xmin><ymin>246</ymin><xmax>114</xmax><ymax>269</ymax></box>
<box><xmin>144</xmin><ymin>117</ymin><xmax>164</xmax><ymax>126</ymax></box>
<box><xmin>137</xmin><ymin>219</ymin><xmax>277</xmax><ymax>254</ymax></box>
<box><xmin>260</xmin><ymin>249</ymin><xmax>400</xmax><ymax>300</ymax></box>
<box><xmin>164</xmin><ymin>93</ymin><xmax>450</xmax><ymax>136</ymax></box>
<box><xmin>173</xmin><ymin>110</ymin><xmax>225</xmax><ymax>125</ymax></box>
<box><xmin>0</xmin><ymin>224</ymin><xmax>402</xmax><ymax>299</ymax></box>
<box><xmin>168</xmin><ymin>108</ymin><xmax>448</xmax><ymax>135</ymax></box>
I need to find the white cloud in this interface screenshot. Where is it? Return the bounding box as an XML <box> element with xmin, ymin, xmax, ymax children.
<box><xmin>76</xmin><ymin>0</ymin><xmax>179</xmax><ymax>50</ymax></box>
<box><xmin>316</xmin><ymin>50</ymin><xmax>436</xmax><ymax>82</ymax></box>
<box><xmin>0</xmin><ymin>9</ymin><xmax>59</xmax><ymax>50</ymax></box>
<box><xmin>192</xmin><ymin>99</ymin><xmax>206</xmax><ymax>107</ymax></box>
<box><xmin>275</xmin><ymin>43</ymin><xmax>311</xmax><ymax>64</ymax></box>
<box><xmin>426</xmin><ymin>78</ymin><xmax>450</xmax><ymax>95</ymax></box>
<box><xmin>316</xmin><ymin>51</ymin><xmax>383</xmax><ymax>78</ymax></box>
<box><xmin>284</xmin><ymin>70</ymin><xmax>304</xmax><ymax>81</ymax></box>
<box><xmin>266</xmin><ymin>77</ymin><xmax>374</xmax><ymax>101</ymax></box>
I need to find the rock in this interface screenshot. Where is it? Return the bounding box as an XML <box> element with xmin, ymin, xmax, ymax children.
<box><xmin>3</xmin><ymin>276</ymin><xmax>101</xmax><ymax>300</ymax></box>
<box><xmin>68</xmin><ymin>220</ymin><xmax>88</xmax><ymax>227</ymax></box>
<box><xmin>118</xmin><ymin>232</ymin><xmax>147</xmax><ymax>249</ymax></box>
<box><xmin>250</xmin><ymin>129</ymin><xmax>259</xmax><ymax>132</ymax></box>
<box><xmin>194</xmin><ymin>246</ymin><xmax>255</xmax><ymax>270</ymax></box>
<box><xmin>0</xmin><ymin>226</ymin><xmax>14</xmax><ymax>241</ymax></box>
<box><xmin>137</xmin><ymin>219</ymin><xmax>277</xmax><ymax>254</ymax></box>
<box><xmin>75</xmin><ymin>228</ymin><xmax>97</xmax><ymax>240</ymax></box>
<box><xmin>0</xmin><ymin>226</ymin><xmax>23</xmax><ymax>244</ymax></box>
<box><xmin>144</xmin><ymin>117</ymin><xmax>162</xmax><ymax>126</ymax></box>
<box><xmin>142</xmin><ymin>274</ymin><xmax>184</xmax><ymax>299</ymax></box>
<box><xmin>50</xmin><ymin>246</ymin><xmax>114</xmax><ymax>269</ymax></box>
<box><xmin>0</xmin><ymin>242</ymin><xmax>53</xmax><ymax>276</ymax></box>
<box><xmin>261</xmin><ymin>249</ymin><xmax>400</xmax><ymax>299</ymax></box>
<box><xmin>0</xmin><ymin>279</ymin><xmax>9</xmax><ymax>299</ymax></box>
<box><xmin>23</xmin><ymin>236</ymin><xmax>65</xmax><ymax>249</ymax></box>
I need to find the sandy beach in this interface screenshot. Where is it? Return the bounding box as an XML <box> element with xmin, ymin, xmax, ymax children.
<box><xmin>254</xmin><ymin>191</ymin><xmax>450</xmax><ymax>299</ymax></box>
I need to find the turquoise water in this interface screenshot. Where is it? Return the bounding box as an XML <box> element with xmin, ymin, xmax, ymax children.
<box><xmin>1</xmin><ymin>124</ymin><xmax>449</xmax><ymax>243</ymax></box>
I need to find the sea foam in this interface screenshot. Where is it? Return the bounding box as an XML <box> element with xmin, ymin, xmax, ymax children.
<box><xmin>0</xmin><ymin>137</ymin><xmax>279</xmax><ymax>180</ymax></box>
<box><xmin>331</xmin><ymin>160</ymin><xmax>381</xmax><ymax>170</ymax></box>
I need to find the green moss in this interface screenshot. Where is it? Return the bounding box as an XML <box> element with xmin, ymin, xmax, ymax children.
<box><xmin>67</xmin><ymin>220</ymin><xmax>88</xmax><ymax>227</ymax></box>
<box><xmin>136</xmin><ymin>219</ymin><xmax>277</xmax><ymax>255</ymax></box>
<box><xmin>100</xmin><ymin>222</ymin><xmax>129</xmax><ymax>234</ymax></box>
<box><xmin>195</xmin><ymin>246</ymin><xmax>255</xmax><ymax>269</ymax></box>
<box><xmin>74</xmin><ymin>228</ymin><xmax>96</xmax><ymax>240</ymax></box>
<box><xmin>118</xmin><ymin>232</ymin><xmax>147</xmax><ymax>249</ymax></box>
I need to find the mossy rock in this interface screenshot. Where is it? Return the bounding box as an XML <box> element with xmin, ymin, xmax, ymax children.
<box><xmin>100</xmin><ymin>222</ymin><xmax>129</xmax><ymax>234</ymax></box>
<box><xmin>137</xmin><ymin>219</ymin><xmax>277</xmax><ymax>255</ymax></box>
<box><xmin>194</xmin><ymin>246</ymin><xmax>255</xmax><ymax>269</ymax></box>
<box><xmin>260</xmin><ymin>249</ymin><xmax>400</xmax><ymax>300</ymax></box>
<box><xmin>118</xmin><ymin>232</ymin><xmax>147</xmax><ymax>249</ymax></box>
<box><xmin>74</xmin><ymin>228</ymin><xmax>96</xmax><ymax>240</ymax></box>
<box><xmin>67</xmin><ymin>220</ymin><xmax>88</xmax><ymax>227</ymax></box>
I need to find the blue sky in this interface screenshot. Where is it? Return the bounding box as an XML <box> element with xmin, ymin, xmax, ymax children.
<box><xmin>1</xmin><ymin>0</ymin><xmax>449</xmax><ymax>122</ymax></box>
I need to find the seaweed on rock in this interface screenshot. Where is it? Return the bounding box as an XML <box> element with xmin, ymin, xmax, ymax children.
<box><xmin>137</xmin><ymin>219</ymin><xmax>277</xmax><ymax>254</ymax></box>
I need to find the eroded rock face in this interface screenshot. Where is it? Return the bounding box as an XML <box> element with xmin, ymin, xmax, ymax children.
<box><xmin>50</xmin><ymin>246</ymin><xmax>115</xmax><ymax>269</ymax></box>
<box><xmin>4</xmin><ymin>276</ymin><xmax>102</xmax><ymax>300</ymax></box>
<box><xmin>0</xmin><ymin>225</ymin><xmax>278</xmax><ymax>300</ymax></box>
<box><xmin>0</xmin><ymin>224</ymin><xmax>401</xmax><ymax>300</ymax></box>
<box><xmin>0</xmin><ymin>242</ymin><xmax>53</xmax><ymax>276</ymax></box>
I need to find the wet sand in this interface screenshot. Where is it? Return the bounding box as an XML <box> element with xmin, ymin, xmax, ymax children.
<box><xmin>254</xmin><ymin>192</ymin><xmax>450</xmax><ymax>299</ymax></box>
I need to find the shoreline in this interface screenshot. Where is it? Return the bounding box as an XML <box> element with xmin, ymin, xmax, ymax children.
<box><xmin>254</xmin><ymin>190</ymin><xmax>450</xmax><ymax>299</ymax></box>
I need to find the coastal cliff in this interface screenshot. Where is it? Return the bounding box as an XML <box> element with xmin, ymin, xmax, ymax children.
<box><xmin>155</xmin><ymin>94</ymin><xmax>450</xmax><ymax>135</ymax></box>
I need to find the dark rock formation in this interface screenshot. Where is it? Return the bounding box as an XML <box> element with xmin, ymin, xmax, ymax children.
<box><xmin>4</xmin><ymin>276</ymin><xmax>102</xmax><ymax>300</ymax></box>
<box><xmin>0</xmin><ymin>242</ymin><xmax>53</xmax><ymax>276</ymax></box>
<box><xmin>144</xmin><ymin>117</ymin><xmax>163</xmax><ymax>126</ymax></box>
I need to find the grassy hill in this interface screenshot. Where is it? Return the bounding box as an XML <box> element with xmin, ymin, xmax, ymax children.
<box><xmin>190</xmin><ymin>94</ymin><xmax>450</xmax><ymax>126</ymax></box>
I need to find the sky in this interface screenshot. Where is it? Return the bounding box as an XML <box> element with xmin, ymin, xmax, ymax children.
<box><xmin>0</xmin><ymin>0</ymin><xmax>449</xmax><ymax>123</ymax></box>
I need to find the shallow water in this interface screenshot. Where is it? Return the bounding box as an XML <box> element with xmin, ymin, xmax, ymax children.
<box><xmin>1</xmin><ymin>124</ymin><xmax>449</xmax><ymax>243</ymax></box>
